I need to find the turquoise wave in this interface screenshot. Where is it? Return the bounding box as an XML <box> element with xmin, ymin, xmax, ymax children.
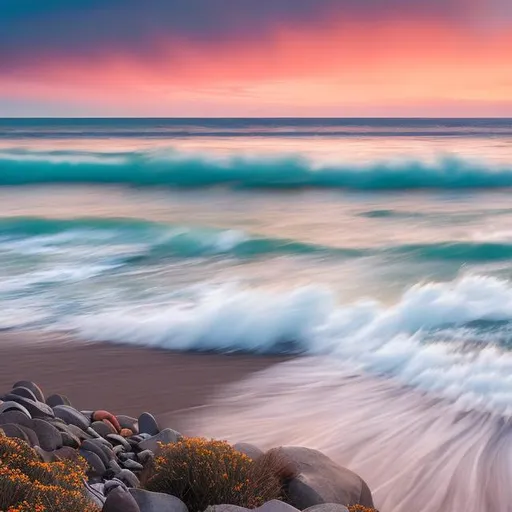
<box><xmin>0</xmin><ymin>217</ymin><xmax>511</xmax><ymax>263</ymax></box>
<box><xmin>2</xmin><ymin>149</ymin><xmax>512</xmax><ymax>190</ymax></box>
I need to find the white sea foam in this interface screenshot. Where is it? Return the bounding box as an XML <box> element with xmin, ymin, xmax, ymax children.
<box><xmin>74</xmin><ymin>274</ymin><xmax>512</xmax><ymax>414</ymax></box>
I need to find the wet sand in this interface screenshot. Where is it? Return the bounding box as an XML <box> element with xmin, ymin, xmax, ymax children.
<box><xmin>0</xmin><ymin>332</ymin><xmax>288</xmax><ymax>431</ymax></box>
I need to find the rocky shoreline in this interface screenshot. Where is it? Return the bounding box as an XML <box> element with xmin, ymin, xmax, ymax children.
<box><xmin>0</xmin><ymin>380</ymin><xmax>376</xmax><ymax>512</ymax></box>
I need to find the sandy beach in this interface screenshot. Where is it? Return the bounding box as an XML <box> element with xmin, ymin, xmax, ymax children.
<box><xmin>0</xmin><ymin>332</ymin><xmax>288</xmax><ymax>432</ymax></box>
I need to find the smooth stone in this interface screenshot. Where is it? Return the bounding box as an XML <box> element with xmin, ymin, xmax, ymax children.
<box><xmin>113</xmin><ymin>444</ymin><xmax>125</xmax><ymax>456</ymax></box>
<box><xmin>205</xmin><ymin>506</ymin><xmax>247</xmax><ymax>512</ymax></box>
<box><xmin>3</xmin><ymin>394</ymin><xmax>54</xmax><ymax>418</ymax></box>
<box><xmin>107</xmin><ymin>433</ymin><xmax>132</xmax><ymax>450</ymax></box>
<box><xmin>304</xmin><ymin>505</ymin><xmax>350</xmax><ymax>512</ymax></box>
<box><xmin>87</xmin><ymin>426</ymin><xmax>102</xmax><ymax>438</ymax></box>
<box><xmin>79</xmin><ymin>448</ymin><xmax>107</xmax><ymax>476</ymax></box>
<box><xmin>206</xmin><ymin>502</ymin><xmax>299</xmax><ymax>512</ymax></box>
<box><xmin>120</xmin><ymin>428</ymin><xmax>134</xmax><ymax>438</ymax></box>
<box><xmin>61</xmin><ymin>431</ymin><xmax>81</xmax><ymax>448</ymax></box>
<box><xmin>11</xmin><ymin>386</ymin><xmax>38</xmax><ymax>402</ymax></box>
<box><xmin>117</xmin><ymin>468</ymin><xmax>140</xmax><ymax>488</ymax></box>
<box><xmin>82</xmin><ymin>439</ymin><xmax>112</xmax><ymax>466</ymax></box>
<box><xmin>109</xmin><ymin>460</ymin><xmax>123</xmax><ymax>474</ymax></box>
<box><xmin>95</xmin><ymin>437</ymin><xmax>115</xmax><ymax>449</ymax></box>
<box><xmin>137</xmin><ymin>428</ymin><xmax>182</xmax><ymax>454</ymax></box>
<box><xmin>234</xmin><ymin>442</ymin><xmax>264</xmax><ymax>461</ymax></box>
<box><xmin>131</xmin><ymin>435</ymin><xmax>145</xmax><ymax>443</ymax></box>
<box><xmin>54</xmin><ymin>446</ymin><xmax>81</xmax><ymax>462</ymax></box>
<box><xmin>31</xmin><ymin>418</ymin><xmax>63</xmax><ymax>451</ymax></box>
<box><xmin>137</xmin><ymin>450</ymin><xmax>154</xmax><ymax>465</ymax></box>
<box><xmin>272</xmin><ymin>447</ymin><xmax>374</xmax><ymax>509</ymax></box>
<box><xmin>0</xmin><ymin>401</ymin><xmax>32</xmax><ymax>418</ymax></box>
<box><xmin>93</xmin><ymin>410</ymin><xmax>121</xmax><ymax>432</ymax></box>
<box><xmin>54</xmin><ymin>421</ymin><xmax>92</xmax><ymax>441</ymax></box>
<box><xmin>0</xmin><ymin>410</ymin><xmax>32</xmax><ymax>426</ymax></box>
<box><xmin>122</xmin><ymin>459</ymin><xmax>143</xmax><ymax>471</ymax></box>
<box><xmin>34</xmin><ymin>446</ymin><xmax>55</xmax><ymax>462</ymax></box>
<box><xmin>91</xmin><ymin>420</ymin><xmax>116</xmax><ymax>437</ymax></box>
<box><xmin>105</xmin><ymin>478</ymin><xmax>128</xmax><ymax>496</ymax></box>
<box><xmin>117</xmin><ymin>415</ymin><xmax>138</xmax><ymax>433</ymax></box>
<box><xmin>46</xmin><ymin>394</ymin><xmax>71</xmax><ymax>408</ymax></box>
<box><xmin>81</xmin><ymin>410</ymin><xmax>94</xmax><ymax>420</ymax></box>
<box><xmin>138</xmin><ymin>433</ymin><xmax>152</xmax><ymax>440</ymax></box>
<box><xmin>127</xmin><ymin>438</ymin><xmax>140</xmax><ymax>449</ymax></box>
<box><xmin>17</xmin><ymin>425</ymin><xmax>39</xmax><ymax>447</ymax></box>
<box><xmin>130</xmin><ymin>489</ymin><xmax>188</xmax><ymax>512</ymax></box>
<box><xmin>104</xmin><ymin>487</ymin><xmax>141</xmax><ymax>512</ymax></box>
<box><xmin>13</xmin><ymin>380</ymin><xmax>44</xmax><ymax>402</ymax></box>
<box><xmin>138</xmin><ymin>412</ymin><xmax>159</xmax><ymax>436</ymax></box>
<box><xmin>53</xmin><ymin>405</ymin><xmax>90</xmax><ymax>430</ymax></box>
<box><xmin>119</xmin><ymin>452</ymin><xmax>137</xmax><ymax>461</ymax></box>
<box><xmin>84</xmin><ymin>480</ymin><xmax>106</xmax><ymax>507</ymax></box>
<box><xmin>1</xmin><ymin>423</ymin><xmax>29</xmax><ymax>442</ymax></box>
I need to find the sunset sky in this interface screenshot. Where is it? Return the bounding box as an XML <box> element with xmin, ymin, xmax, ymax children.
<box><xmin>1</xmin><ymin>0</ymin><xmax>512</xmax><ymax>117</ymax></box>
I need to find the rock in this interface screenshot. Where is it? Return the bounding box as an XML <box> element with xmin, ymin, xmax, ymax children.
<box><xmin>117</xmin><ymin>468</ymin><xmax>140</xmax><ymax>488</ymax></box>
<box><xmin>84</xmin><ymin>480</ymin><xmax>106</xmax><ymax>507</ymax></box>
<box><xmin>0</xmin><ymin>410</ymin><xmax>33</xmax><ymax>426</ymax></box>
<box><xmin>34</xmin><ymin>446</ymin><xmax>55</xmax><ymax>462</ymax></box>
<box><xmin>53</xmin><ymin>405</ymin><xmax>90</xmax><ymax>430</ymax></box>
<box><xmin>91</xmin><ymin>420</ymin><xmax>116</xmax><ymax>437</ymax></box>
<box><xmin>104</xmin><ymin>478</ymin><xmax>129</xmax><ymax>496</ymax></box>
<box><xmin>54</xmin><ymin>421</ymin><xmax>92</xmax><ymax>442</ymax></box>
<box><xmin>120</xmin><ymin>428</ymin><xmax>134</xmax><ymax>437</ymax></box>
<box><xmin>31</xmin><ymin>418</ymin><xmax>63</xmax><ymax>451</ymax></box>
<box><xmin>271</xmin><ymin>447</ymin><xmax>374</xmax><ymax>509</ymax></box>
<box><xmin>119</xmin><ymin>452</ymin><xmax>137</xmax><ymax>461</ymax></box>
<box><xmin>303</xmin><ymin>505</ymin><xmax>350</xmax><ymax>512</ymax></box>
<box><xmin>107</xmin><ymin>433</ymin><xmax>132</xmax><ymax>450</ymax></box>
<box><xmin>118</xmin><ymin>415</ymin><xmax>138</xmax><ymax>433</ymax></box>
<box><xmin>138</xmin><ymin>412</ymin><xmax>159</xmax><ymax>436</ymax></box>
<box><xmin>0</xmin><ymin>401</ymin><xmax>32</xmax><ymax>417</ymax></box>
<box><xmin>11</xmin><ymin>386</ymin><xmax>38</xmax><ymax>402</ymax></box>
<box><xmin>103</xmin><ymin>419</ymin><xmax>119</xmax><ymax>433</ymax></box>
<box><xmin>0</xmin><ymin>423</ymin><xmax>29</xmax><ymax>442</ymax></box>
<box><xmin>122</xmin><ymin>459</ymin><xmax>143</xmax><ymax>471</ymax></box>
<box><xmin>113</xmin><ymin>444</ymin><xmax>125</xmax><ymax>456</ymax></box>
<box><xmin>137</xmin><ymin>449</ymin><xmax>154</xmax><ymax>465</ymax></box>
<box><xmin>61</xmin><ymin>431</ymin><xmax>81</xmax><ymax>448</ymax></box>
<box><xmin>138</xmin><ymin>428</ymin><xmax>182</xmax><ymax>454</ymax></box>
<box><xmin>130</xmin><ymin>489</ymin><xmax>189</xmax><ymax>512</ymax></box>
<box><xmin>233</xmin><ymin>442</ymin><xmax>264</xmax><ymax>461</ymax></box>
<box><xmin>17</xmin><ymin>425</ymin><xmax>39</xmax><ymax>446</ymax></box>
<box><xmin>205</xmin><ymin>506</ymin><xmax>247</xmax><ymax>512</ymax></box>
<box><xmin>93</xmin><ymin>410</ymin><xmax>121</xmax><ymax>432</ymax></box>
<box><xmin>54</xmin><ymin>446</ymin><xmax>81</xmax><ymax>462</ymax></box>
<box><xmin>206</xmin><ymin>501</ymin><xmax>298</xmax><ymax>512</ymax></box>
<box><xmin>103</xmin><ymin>487</ymin><xmax>141</xmax><ymax>512</ymax></box>
<box><xmin>79</xmin><ymin>448</ymin><xmax>107</xmax><ymax>476</ymax></box>
<box><xmin>2</xmin><ymin>394</ymin><xmax>54</xmax><ymax>418</ymax></box>
<box><xmin>13</xmin><ymin>380</ymin><xmax>44</xmax><ymax>402</ymax></box>
<box><xmin>87</xmin><ymin>426</ymin><xmax>102</xmax><ymax>438</ymax></box>
<box><xmin>82</xmin><ymin>439</ymin><xmax>112</xmax><ymax>467</ymax></box>
<box><xmin>109</xmin><ymin>460</ymin><xmax>123</xmax><ymax>474</ymax></box>
<box><xmin>46</xmin><ymin>394</ymin><xmax>71</xmax><ymax>408</ymax></box>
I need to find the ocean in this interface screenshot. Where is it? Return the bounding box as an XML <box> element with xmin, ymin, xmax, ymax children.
<box><xmin>2</xmin><ymin>118</ymin><xmax>512</xmax><ymax>511</ymax></box>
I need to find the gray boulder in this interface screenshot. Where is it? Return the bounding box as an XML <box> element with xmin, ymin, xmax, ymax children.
<box><xmin>17</xmin><ymin>425</ymin><xmax>39</xmax><ymax>446</ymax></box>
<box><xmin>0</xmin><ymin>409</ymin><xmax>32</xmax><ymax>426</ymax></box>
<box><xmin>103</xmin><ymin>486</ymin><xmax>141</xmax><ymax>512</ymax></box>
<box><xmin>82</xmin><ymin>439</ymin><xmax>112</xmax><ymax>467</ymax></box>
<box><xmin>31</xmin><ymin>418</ymin><xmax>63</xmax><ymax>451</ymax></box>
<box><xmin>130</xmin><ymin>489</ymin><xmax>188</xmax><ymax>512</ymax></box>
<box><xmin>233</xmin><ymin>442</ymin><xmax>264</xmax><ymax>461</ymax></box>
<box><xmin>1</xmin><ymin>423</ymin><xmax>29</xmax><ymax>442</ymax></box>
<box><xmin>46</xmin><ymin>394</ymin><xmax>71</xmax><ymax>407</ymax></box>
<box><xmin>0</xmin><ymin>400</ymin><xmax>32</xmax><ymax>417</ymax></box>
<box><xmin>79</xmin><ymin>448</ymin><xmax>107</xmax><ymax>476</ymax></box>
<box><xmin>13</xmin><ymin>380</ymin><xmax>45</xmax><ymax>402</ymax></box>
<box><xmin>117</xmin><ymin>468</ymin><xmax>140</xmax><ymax>488</ymax></box>
<box><xmin>53</xmin><ymin>405</ymin><xmax>90</xmax><ymax>430</ymax></box>
<box><xmin>271</xmin><ymin>447</ymin><xmax>374</xmax><ymax>509</ymax></box>
<box><xmin>2</xmin><ymin>394</ymin><xmax>53</xmax><ymax>418</ymax></box>
<box><xmin>118</xmin><ymin>414</ymin><xmax>139</xmax><ymax>433</ymax></box>
<box><xmin>138</xmin><ymin>412</ymin><xmax>159</xmax><ymax>436</ymax></box>
<box><xmin>138</xmin><ymin>428</ymin><xmax>182</xmax><ymax>454</ymax></box>
<box><xmin>206</xmin><ymin>502</ymin><xmax>299</xmax><ymax>512</ymax></box>
<box><xmin>91</xmin><ymin>420</ymin><xmax>117</xmax><ymax>437</ymax></box>
<box><xmin>84</xmin><ymin>480</ymin><xmax>106</xmax><ymax>508</ymax></box>
<box><xmin>11</xmin><ymin>386</ymin><xmax>38</xmax><ymax>402</ymax></box>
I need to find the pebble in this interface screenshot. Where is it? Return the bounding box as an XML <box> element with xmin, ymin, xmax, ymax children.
<box><xmin>79</xmin><ymin>448</ymin><xmax>107</xmax><ymax>476</ymax></box>
<box><xmin>0</xmin><ymin>401</ymin><xmax>32</xmax><ymax>418</ymax></box>
<box><xmin>31</xmin><ymin>418</ymin><xmax>63</xmax><ymax>451</ymax></box>
<box><xmin>46</xmin><ymin>394</ymin><xmax>71</xmax><ymax>407</ymax></box>
<box><xmin>120</xmin><ymin>428</ymin><xmax>134</xmax><ymax>437</ymax></box>
<box><xmin>138</xmin><ymin>428</ymin><xmax>183</xmax><ymax>454</ymax></box>
<box><xmin>103</xmin><ymin>486</ymin><xmax>141</xmax><ymax>512</ymax></box>
<box><xmin>13</xmin><ymin>381</ymin><xmax>45</xmax><ymax>402</ymax></box>
<box><xmin>11</xmin><ymin>386</ymin><xmax>38</xmax><ymax>402</ymax></box>
<box><xmin>53</xmin><ymin>405</ymin><xmax>90</xmax><ymax>430</ymax></box>
<box><xmin>138</xmin><ymin>412</ymin><xmax>160</xmax><ymax>436</ymax></box>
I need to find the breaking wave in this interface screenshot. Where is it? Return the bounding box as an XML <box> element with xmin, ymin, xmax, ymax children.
<box><xmin>2</xmin><ymin>149</ymin><xmax>512</xmax><ymax>190</ymax></box>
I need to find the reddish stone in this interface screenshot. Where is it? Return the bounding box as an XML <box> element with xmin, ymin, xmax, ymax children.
<box><xmin>93</xmin><ymin>410</ymin><xmax>121</xmax><ymax>432</ymax></box>
<box><xmin>102</xmin><ymin>419</ymin><xmax>118</xmax><ymax>434</ymax></box>
<box><xmin>120</xmin><ymin>428</ymin><xmax>133</xmax><ymax>438</ymax></box>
